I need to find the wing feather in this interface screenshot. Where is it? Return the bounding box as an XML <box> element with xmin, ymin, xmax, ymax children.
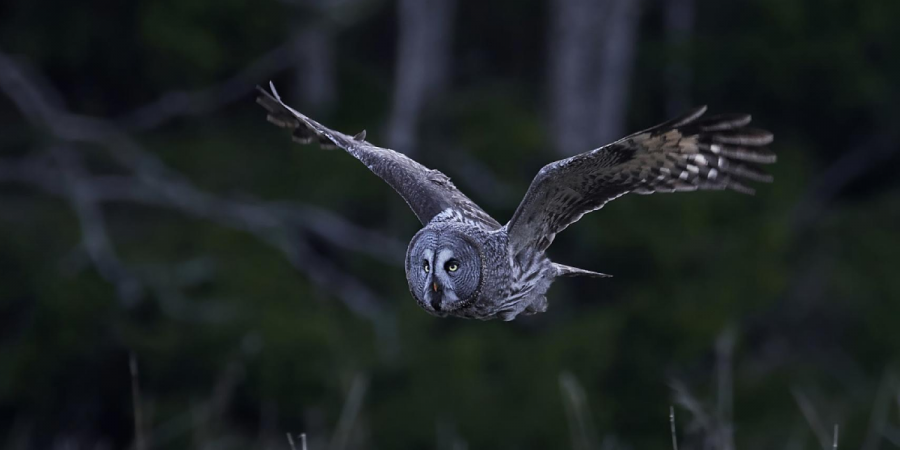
<box><xmin>257</xmin><ymin>83</ymin><xmax>500</xmax><ymax>229</ymax></box>
<box><xmin>506</xmin><ymin>107</ymin><xmax>776</xmax><ymax>254</ymax></box>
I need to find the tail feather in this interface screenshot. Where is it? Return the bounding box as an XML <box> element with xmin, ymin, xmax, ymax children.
<box><xmin>552</xmin><ymin>263</ymin><xmax>612</xmax><ymax>278</ymax></box>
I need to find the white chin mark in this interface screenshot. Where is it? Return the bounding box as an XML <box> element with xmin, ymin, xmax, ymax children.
<box><xmin>443</xmin><ymin>290</ymin><xmax>458</xmax><ymax>302</ymax></box>
<box><xmin>425</xmin><ymin>290</ymin><xmax>458</xmax><ymax>314</ymax></box>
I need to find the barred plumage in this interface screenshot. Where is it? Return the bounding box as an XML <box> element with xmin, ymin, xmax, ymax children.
<box><xmin>258</xmin><ymin>84</ymin><xmax>775</xmax><ymax>320</ymax></box>
<box><xmin>506</xmin><ymin>105</ymin><xmax>775</xmax><ymax>255</ymax></box>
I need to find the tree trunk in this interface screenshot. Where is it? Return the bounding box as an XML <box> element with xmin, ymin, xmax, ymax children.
<box><xmin>665</xmin><ymin>0</ymin><xmax>695</xmax><ymax>116</ymax></box>
<box><xmin>291</xmin><ymin>24</ymin><xmax>337</xmax><ymax>111</ymax></box>
<box><xmin>387</xmin><ymin>0</ymin><xmax>456</xmax><ymax>156</ymax></box>
<box><xmin>550</xmin><ymin>0</ymin><xmax>642</xmax><ymax>155</ymax></box>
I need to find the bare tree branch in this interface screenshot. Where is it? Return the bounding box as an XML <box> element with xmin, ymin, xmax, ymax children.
<box><xmin>286</xmin><ymin>433</ymin><xmax>308</xmax><ymax>450</ymax></box>
<box><xmin>861</xmin><ymin>371</ymin><xmax>897</xmax><ymax>450</ymax></box>
<box><xmin>669</xmin><ymin>406</ymin><xmax>679</xmax><ymax>450</ymax></box>
<box><xmin>440</xmin><ymin>149</ymin><xmax>517</xmax><ymax>209</ymax></box>
<box><xmin>52</xmin><ymin>145</ymin><xmax>143</xmax><ymax>303</ymax></box>
<box><xmin>670</xmin><ymin>328</ymin><xmax>737</xmax><ymax>450</ymax></box>
<box><xmin>670</xmin><ymin>380</ymin><xmax>713</xmax><ymax>441</ymax></box>
<box><xmin>0</xmin><ymin>49</ymin><xmax>401</xmax><ymax>336</ymax></box>
<box><xmin>117</xmin><ymin>41</ymin><xmax>297</xmax><ymax>132</ymax></box>
<box><xmin>792</xmin><ymin>388</ymin><xmax>832</xmax><ymax>450</ymax></box>
<box><xmin>715</xmin><ymin>328</ymin><xmax>735</xmax><ymax>450</ymax></box>
<box><xmin>560</xmin><ymin>371</ymin><xmax>600</xmax><ymax>450</ymax></box>
<box><xmin>329</xmin><ymin>374</ymin><xmax>369</xmax><ymax>450</ymax></box>
<box><xmin>0</xmin><ymin>158</ymin><xmax>405</xmax><ymax>265</ymax></box>
<box><xmin>833</xmin><ymin>424</ymin><xmax>840</xmax><ymax>450</ymax></box>
<box><xmin>130</xmin><ymin>355</ymin><xmax>147</xmax><ymax>450</ymax></box>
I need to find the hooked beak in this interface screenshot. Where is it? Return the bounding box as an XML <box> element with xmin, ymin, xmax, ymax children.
<box><xmin>429</xmin><ymin>279</ymin><xmax>443</xmax><ymax>312</ymax></box>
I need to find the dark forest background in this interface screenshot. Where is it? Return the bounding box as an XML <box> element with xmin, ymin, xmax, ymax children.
<box><xmin>1</xmin><ymin>0</ymin><xmax>899</xmax><ymax>449</ymax></box>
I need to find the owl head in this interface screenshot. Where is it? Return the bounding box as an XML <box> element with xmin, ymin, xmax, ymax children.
<box><xmin>405</xmin><ymin>226</ymin><xmax>484</xmax><ymax>316</ymax></box>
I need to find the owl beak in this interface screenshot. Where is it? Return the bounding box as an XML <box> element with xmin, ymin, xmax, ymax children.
<box><xmin>432</xmin><ymin>282</ymin><xmax>439</xmax><ymax>292</ymax></box>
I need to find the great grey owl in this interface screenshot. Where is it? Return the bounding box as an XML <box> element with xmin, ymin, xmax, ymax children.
<box><xmin>257</xmin><ymin>83</ymin><xmax>775</xmax><ymax>321</ymax></box>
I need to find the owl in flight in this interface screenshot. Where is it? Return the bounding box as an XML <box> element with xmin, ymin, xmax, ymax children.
<box><xmin>257</xmin><ymin>83</ymin><xmax>774</xmax><ymax>321</ymax></box>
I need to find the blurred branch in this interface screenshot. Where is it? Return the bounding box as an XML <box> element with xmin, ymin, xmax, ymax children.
<box><xmin>279</xmin><ymin>0</ymin><xmax>347</xmax><ymax>109</ymax></box>
<box><xmin>792</xmin><ymin>388</ymin><xmax>832</xmax><ymax>450</ymax></box>
<box><xmin>791</xmin><ymin>132</ymin><xmax>899</xmax><ymax>234</ymax></box>
<box><xmin>329</xmin><ymin>374</ymin><xmax>369</xmax><ymax>450</ymax></box>
<box><xmin>117</xmin><ymin>41</ymin><xmax>297</xmax><ymax>132</ymax></box>
<box><xmin>715</xmin><ymin>328</ymin><xmax>735</xmax><ymax>450</ymax></box>
<box><xmin>861</xmin><ymin>371</ymin><xmax>897</xmax><ymax>450</ymax></box>
<box><xmin>833</xmin><ymin>424</ymin><xmax>840</xmax><ymax>450</ymax></box>
<box><xmin>560</xmin><ymin>371</ymin><xmax>601</xmax><ymax>450</ymax></box>
<box><xmin>670</xmin><ymin>381</ymin><xmax>712</xmax><ymax>443</ymax></box>
<box><xmin>192</xmin><ymin>360</ymin><xmax>246</xmax><ymax>449</ymax></box>
<box><xmin>670</xmin><ymin>328</ymin><xmax>736</xmax><ymax>450</ymax></box>
<box><xmin>669</xmin><ymin>406</ymin><xmax>679</xmax><ymax>450</ymax></box>
<box><xmin>443</xmin><ymin>149</ymin><xmax>517</xmax><ymax>209</ymax></box>
<box><xmin>52</xmin><ymin>146</ymin><xmax>143</xmax><ymax>303</ymax></box>
<box><xmin>0</xmin><ymin>50</ymin><xmax>401</xmax><ymax>335</ymax></box>
<box><xmin>287</xmin><ymin>433</ymin><xmax>308</xmax><ymax>450</ymax></box>
<box><xmin>435</xmin><ymin>419</ymin><xmax>468</xmax><ymax>450</ymax></box>
<box><xmin>0</xmin><ymin>158</ymin><xmax>405</xmax><ymax>265</ymax></box>
<box><xmin>130</xmin><ymin>355</ymin><xmax>148</xmax><ymax>450</ymax></box>
<box><xmin>120</xmin><ymin>0</ymin><xmax>377</xmax><ymax>130</ymax></box>
<box><xmin>885</xmin><ymin>426</ymin><xmax>900</xmax><ymax>448</ymax></box>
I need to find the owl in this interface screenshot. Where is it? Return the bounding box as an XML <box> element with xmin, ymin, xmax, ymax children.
<box><xmin>257</xmin><ymin>83</ymin><xmax>775</xmax><ymax>321</ymax></box>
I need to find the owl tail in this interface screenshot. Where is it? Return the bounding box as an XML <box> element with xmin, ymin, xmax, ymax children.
<box><xmin>552</xmin><ymin>263</ymin><xmax>612</xmax><ymax>278</ymax></box>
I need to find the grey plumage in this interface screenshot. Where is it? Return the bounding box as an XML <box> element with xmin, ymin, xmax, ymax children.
<box><xmin>258</xmin><ymin>83</ymin><xmax>500</xmax><ymax>229</ymax></box>
<box><xmin>257</xmin><ymin>83</ymin><xmax>775</xmax><ymax>321</ymax></box>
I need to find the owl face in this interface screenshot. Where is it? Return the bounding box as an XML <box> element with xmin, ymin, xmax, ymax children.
<box><xmin>406</xmin><ymin>228</ymin><xmax>483</xmax><ymax>315</ymax></box>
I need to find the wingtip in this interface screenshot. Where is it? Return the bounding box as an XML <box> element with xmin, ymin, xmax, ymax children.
<box><xmin>268</xmin><ymin>81</ymin><xmax>281</xmax><ymax>101</ymax></box>
<box><xmin>729</xmin><ymin>181</ymin><xmax>757</xmax><ymax>195</ymax></box>
<box><xmin>553</xmin><ymin>263</ymin><xmax>613</xmax><ymax>278</ymax></box>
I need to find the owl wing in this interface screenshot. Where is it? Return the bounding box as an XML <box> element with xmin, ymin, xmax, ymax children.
<box><xmin>257</xmin><ymin>83</ymin><xmax>501</xmax><ymax>230</ymax></box>
<box><xmin>506</xmin><ymin>106</ymin><xmax>775</xmax><ymax>254</ymax></box>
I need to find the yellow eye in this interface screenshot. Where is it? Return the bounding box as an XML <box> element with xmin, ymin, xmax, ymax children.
<box><xmin>423</xmin><ymin>261</ymin><xmax>430</xmax><ymax>273</ymax></box>
<box><xmin>447</xmin><ymin>262</ymin><xmax>459</xmax><ymax>272</ymax></box>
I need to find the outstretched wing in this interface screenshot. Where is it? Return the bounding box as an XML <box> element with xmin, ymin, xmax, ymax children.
<box><xmin>506</xmin><ymin>106</ymin><xmax>775</xmax><ymax>254</ymax></box>
<box><xmin>257</xmin><ymin>83</ymin><xmax>501</xmax><ymax>229</ymax></box>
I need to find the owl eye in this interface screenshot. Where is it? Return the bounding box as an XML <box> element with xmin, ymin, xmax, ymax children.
<box><xmin>423</xmin><ymin>260</ymin><xmax>430</xmax><ymax>273</ymax></box>
<box><xmin>446</xmin><ymin>261</ymin><xmax>459</xmax><ymax>272</ymax></box>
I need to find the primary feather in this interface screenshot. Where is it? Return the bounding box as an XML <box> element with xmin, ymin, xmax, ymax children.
<box><xmin>258</xmin><ymin>84</ymin><xmax>775</xmax><ymax>321</ymax></box>
<box><xmin>256</xmin><ymin>83</ymin><xmax>501</xmax><ymax>230</ymax></box>
<box><xmin>505</xmin><ymin>105</ymin><xmax>775</xmax><ymax>254</ymax></box>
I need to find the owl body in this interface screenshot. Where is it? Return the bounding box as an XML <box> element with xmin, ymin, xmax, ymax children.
<box><xmin>258</xmin><ymin>84</ymin><xmax>775</xmax><ymax>320</ymax></box>
<box><xmin>404</xmin><ymin>212</ymin><xmax>555</xmax><ymax>320</ymax></box>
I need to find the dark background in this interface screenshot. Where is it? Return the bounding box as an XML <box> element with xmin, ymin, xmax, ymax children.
<box><xmin>1</xmin><ymin>0</ymin><xmax>899</xmax><ymax>449</ymax></box>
